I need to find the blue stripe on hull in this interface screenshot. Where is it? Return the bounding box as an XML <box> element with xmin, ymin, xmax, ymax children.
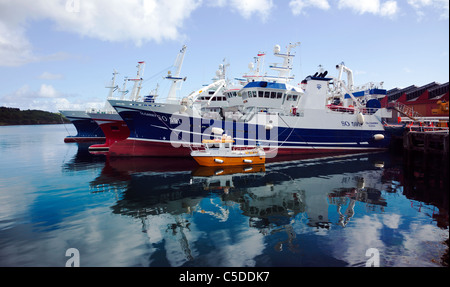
<box><xmin>117</xmin><ymin>109</ymin><xmax>390</xmax><ymax>150</ymax></box>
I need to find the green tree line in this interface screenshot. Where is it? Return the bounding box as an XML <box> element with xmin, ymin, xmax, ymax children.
<box><xmin>0</xmin><ymin>106</ymin><xmax>70</xmax><ymax>126</ymax></box>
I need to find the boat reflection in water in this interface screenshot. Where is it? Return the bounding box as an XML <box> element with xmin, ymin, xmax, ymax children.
<box><xmin>85</xmin><ymin>151</ymin><xmax>447</xmax><ymax>267</ymax></box>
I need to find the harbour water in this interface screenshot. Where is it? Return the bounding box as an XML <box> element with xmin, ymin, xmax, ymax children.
<box><xmin>0</xmin><ymin>124</ymin><xmax>448</xmax><ymax>267</ymax></box>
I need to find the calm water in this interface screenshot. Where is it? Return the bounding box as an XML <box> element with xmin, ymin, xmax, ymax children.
<box><xmin>0</xmin><ymin>124</ymin><xmax>448</xmax><ymax>267</ymax></box>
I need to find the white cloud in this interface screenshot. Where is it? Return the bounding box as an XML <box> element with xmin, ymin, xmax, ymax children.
<box><xmin>0</xmin><ymin>84</ymin><xmax>103</xmax><ymax>112</ymax></box>
<box><xmin>329</xmin><ymin>215</ymin><xmax>385</xmax><ymax>266</ymax></box>
<box><xmin>288</xmin><ymin>0</ymin><xmax>398</xmax><ymax>17</ymax></box>
<box><xmin>0</xmin><ymin>0</ymin><xmax>202</xmax><ymax>66</ymax></box>
<box><xmin>324</xmin><ymin>212</ymin><xmax>448</xmax><ymax>267</ymax></box>
<box><xmin>53</xmin><ymin>0</ymin><xmax>201</xmax><ymax>46</ymax></box>
<box><xmin>0</xmin><ymin>0</ymin><xmax>277</xmax><ymax>67</ymax></box>
<box><xmin>289</xmin><ymin>0</ymin><xmax>330</xmax><ymax>15</ymax></box>
<box><xmin>398</xmin><ymin>222</ymin><xmax>449</xmax><ymax>266</ymax></box>
<box><xmin>380</xmin><ymin>1</ymin><xmax>399</xmax><ymax>17</ymax></box>
<box><xmin>339</xmin><ymin>0</ymin><xmax>380</xmax><ymax>14</ymax></box>
<box><xmin>1</xmin><ymin>0</ymin><xmax>201</xmax><ymax>46</ymax></box>
<box><xmin>0</xmin><ymin>22</ymin><xmax>36</xmax><ymax>67</ymax></box>
<box><xmin>39</xmin><ymin>84</ymin><xmax>58</xmax><ymax>98</ymax></box>
<box><xmin>407</xmin><ymin>0</ymin><xmax>449</xmax><ymax>20</ymax></box>
<box><xmin>230</xmin><ymin>0</ymin><xmax>274</xmax><ymax>20</ymax></box>
<box><xmin>38</xmin><ymin>72</ymin><xmax>64</xmax><ymax>80</ymax></box>
<box><xmin>0</xmin><ymin>3</ymin><xmax>70</xmax><ymax>66</ymax></box>
<box><xmin>208</xmin><ymin>0</ymin><xmax>274</xmax><ymax>20</ymax></box>
<box><xmin>382</xmin><ymin>213</ymin><xmax>401</xmax><ymax>229</ymax></box>
<box><xmin>338</xmin><ymin>0</ymin><xmax>399</xmax><ymax>18</ymax></box>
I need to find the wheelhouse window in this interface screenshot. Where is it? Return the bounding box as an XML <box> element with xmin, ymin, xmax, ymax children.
<box><xmin>264</xmin><ymin>91</ymin><xmax>270</xmax><ymax>98</ymax></box>
<box><xmin>277</xmin><ymin>92</ymin><xmax>282</xmax><ymax>99</ymax></box>
<box><xmin>258</xmin><ymin>91</ymin><xmax>264</xmax><ymax>98</ymax></box>
<box><xmin>270</xmin><ymin>92</ymin><xmax>276</xmax><ymax>99</ymax></box>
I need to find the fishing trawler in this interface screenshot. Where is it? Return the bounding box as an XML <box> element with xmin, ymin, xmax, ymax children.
<box><xmin>60</xmin><ymin>109</ymin><xmax>105</xmax><ymax>143</ymax></box>
<box><xmin>60</xmin><ymin>69</ymin><xmax>128</xmax><ymax>144</ymax></box>
<box><xmin>191</xmin><ymin>128</ymin><xmax>265</xmax><ymax>166</ymax></box>
<box><xmin>59</xmin><ymin>110</ymin><xmax>105</xmax><ymax>143</ymax></box>
<box><xmin>108</xmin><ymin>42</ymin><xmax>392</xmax><ymax>157</ymax></box>
<box><xmin>87</xmin><ymin>62</ymin><xmax>145</xmax><ymax>152</ymax></box>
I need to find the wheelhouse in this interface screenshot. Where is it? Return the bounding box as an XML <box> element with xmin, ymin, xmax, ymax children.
<box><xmin>240</xmin><ymin>80</ymin><xmax>303</xmax><ymax>112</ymax></box>
<box><xmin>195</xmin><ymin>89</ymin><xmax>228</xmax><ymax>106</ymax></box>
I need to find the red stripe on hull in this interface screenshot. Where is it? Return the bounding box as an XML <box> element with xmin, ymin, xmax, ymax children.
<box><xmin>108</xmin><ymin>139</ymin><xmax>384</xmax><ymax>160</ymax></box>
<box><xmin>109</xmin><ymin>139</ymin><xmax>192</xmax><ymax>157</ymax></box>
<box><xmin>89</xmin><ymin>121</ymin><xmax>130</xmax><ymax>150</ymax></box>
<box><xmin>64</xmin><ymin>137</ymin><xmax>105</xmax><ymax>143</ymax></box>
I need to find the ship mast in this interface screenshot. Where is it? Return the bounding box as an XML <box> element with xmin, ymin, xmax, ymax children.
<box><xmin>254</xmin><ymin>52</ymin><xmax>265</xmax><ymax>78</ymax></box>
<box><xmin>241</xmin><ymin>52</ymin><xmax>265</xmax><ymax>83</ymax></box>
<box><xmin>336</xmin><ymin>62</ymin><xmax>354</xmax><ymax>91</ymax></box>
<box><xmin>267</xmin><ymin>42</ymin><xmax>300</xmax><ymax>83</ymax></box>
<box><xmin>103</xmin><ymin>69</ymin><xmax>119</xmax><ymax>112</ymax></box>
<box><xmin>105</xmin><ymin>69</ymin><xmax>119</xmax><ymax>99</ymax></box>
<box><xmin>119</xmin><ymin>76</ymin><xmax>129</xmax><ymax>100</ymax></box>
<box><xmin>128</xmin><ymin>61</ymin><xmax>145</xmax><ymax>101</ymax></box>
<box><xmin>166</xmin><ymin>45</ymin><xmax>187</xmax><ymax>103</ymax></box>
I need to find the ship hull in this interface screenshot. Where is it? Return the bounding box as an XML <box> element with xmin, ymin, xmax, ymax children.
<box><xmin>60</xmin><ymin>110</ymin><xmax>105</xmax><ymax>143</ymax></box>
<box><xmin>108</xmin><ymin>100</ymin><xmax>391</xmax><ymax>158</ymax></box>
<box><xmin>87</xmin><ymin>112</ymin><xmax>129</xmax><ymax>151</ymax></box>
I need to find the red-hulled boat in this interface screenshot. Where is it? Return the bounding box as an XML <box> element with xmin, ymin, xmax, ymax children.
<box><xmin>87</xmin><ymin>112</ymin><xmax>130</xmax><ymax>152</ymax></box>
<box><xmin>88</xmin><ymin>61</ymin><xmax>146</xmax><ymax>153</ymax></box>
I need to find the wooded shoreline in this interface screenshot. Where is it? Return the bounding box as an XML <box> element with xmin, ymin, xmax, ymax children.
<box><xmin>0</xmin><ymin>106</ymin><xmax>70</xmax><ymax>126</ymax></box>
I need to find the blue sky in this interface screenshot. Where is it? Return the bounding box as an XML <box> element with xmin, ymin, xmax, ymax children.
<box><xmin>0</xmin><ymin>0</ymin><xmax>448</xmax><ymax>112</ymax></box>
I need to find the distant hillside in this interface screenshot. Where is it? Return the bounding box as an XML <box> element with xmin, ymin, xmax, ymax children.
<box><xmin>0</xmin><ymin>106</ymin><xmax>71</xmax><ymax>126</ymax></box>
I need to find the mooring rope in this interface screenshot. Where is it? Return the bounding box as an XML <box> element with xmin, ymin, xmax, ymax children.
<box><xmin>60</xmin><ymin>113</ymin><xmax>72</xmax><ymax>136</ymax></box>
